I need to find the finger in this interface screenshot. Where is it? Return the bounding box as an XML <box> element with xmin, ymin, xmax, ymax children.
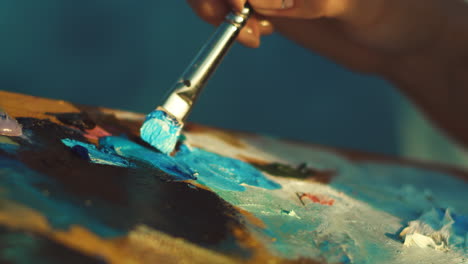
<box><xmin>238</xmin><ymin>16</ymin><xmax>261</xmax><ymax>48</ymax></box>
<box><xmin>186</xmin><ymin>0</ymin><xmax>230</xmax><ymax>25</ymax></box>
<box><xmin>258</xmin><ymin>18</ymin><xmax>275</xmax><ymax>35</ymax></box>
<box><xmin>249</xmin><ymin>0</ymin><xmax>293</xmax><ymax>10</ymax></box>
<box><xmin>251</xmin><ymin>0</ymin><xmax>351</xmax><ymax>19</ymax></box>
<box><xmin>227</xmin><ymin>0</ymin><xmax>247</xmax><ymax>11</ymax></box>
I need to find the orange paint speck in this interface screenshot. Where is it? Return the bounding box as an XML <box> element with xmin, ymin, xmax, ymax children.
<box><xmin>299</xmin><ymin>193</ymin><xmax>335</xmax><ymax>206</ymax></box>
<box><xmin>84</xmin><ymin>126</ymin><xmax>111</xmax><ymax>140</ymax></box>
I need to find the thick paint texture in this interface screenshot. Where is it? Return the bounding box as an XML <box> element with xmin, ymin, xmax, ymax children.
<box><xmin>61</xmin><ymin>138</ymin><xmax>131</xmax><ymax>168</ymax></box>
<box><xmin>401</xmin><ymin>208</ymin><xmax>468</xmax><ymax>250</ymax></box>
<box><xmin>175</xmin><ymin>144</ymin><xmax>281</xmax><ymax>191</ymax></box>
<box><xmin>140</xmin><ymin>109</ymin><xmax>182</xmax><ymax>155</ymax></box>
<box><xmin>100</xmin><ymin>136</ymin><xmax>197</xmax><ymax>181</ymax></box>
<box><xmin>100</xmin><ymin>136</ymin><xmax>280</xmax><ymax>191</ymax></box>
<box><xmin>0</xmin><ymin>111</ymin><xmax>22</xmax><ymax>137</ymax></box>
<box><xmin>210</xmin><ymin>155</ymin><xmax>468</xmax><ymax>264</ymax></box>
<box><xmin>3</xmin><ymin>107</ymin><xmax>467</xmax><ymax>263</ymax></box>
<box><xmin>61</xmin><ymin>136</ymin><xmax>280</xmax><ymax>191</ymax></box>
<box><xmin>0</xmin><ymin>117</ymin><xmax>251</xmax><ymax>254</ymax></box>
<box><xmin>48</xmin><ymin>112</ymin><xmax>96</xmax><ymax>130</ymax></box>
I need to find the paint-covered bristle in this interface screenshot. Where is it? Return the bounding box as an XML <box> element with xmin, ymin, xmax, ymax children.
<box><xmin>140</xmin><ymin>108</ymin><xmax>182</xmax><ymax>155</ymax></box>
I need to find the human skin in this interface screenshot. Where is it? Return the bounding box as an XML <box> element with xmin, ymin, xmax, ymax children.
<box><xmin>187</xmin><ymin>0</ymin><xmax>468</xmax><ymax>148</ymax></box>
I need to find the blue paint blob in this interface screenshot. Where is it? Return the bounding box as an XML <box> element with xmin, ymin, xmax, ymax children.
<box><xmin>62</xmin><ymin>136</ymin><xmax>280</xmax><ymax>191</ymax></box>
<box><xmin>71</xmin><ymin>145</ymin><xmax>91</xmax><ymax>161</ymax></box>
<box><xmin>100</xmin><ymin>136</ymin><xmax>197</xmax><ymax>181</ymax></box>
<box><xmin>61</xmin><ymin>138</ymin><xmax>132</xmax><ymax>168</ymax></box>
<box><xmin>174</xmin><ymin>145</ymin><xmax>281</xmax><ymax>191</ymax></box>
<box><xmin>140</xmin><ymin>109</ymin><xmax>182</xmax><ymax>155</ymax></box>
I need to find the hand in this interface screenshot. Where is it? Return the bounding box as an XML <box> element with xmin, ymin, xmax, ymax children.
<box><xmin>188</xmin><ymin>0</ymin><xmax>468</xmax><ymax>149</ymax></box>
<box><xmin>187</xmin><ymin>0</ymin><xmax>275</xmax><ymax>48</ymax></box>
<box><xmin>187</xmin><ymin>0</ymin><xmax>454</xmax><ymax>74</ymax></box>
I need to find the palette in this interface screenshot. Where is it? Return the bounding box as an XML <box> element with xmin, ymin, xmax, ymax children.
<box><xmin>0</xmin><ymin>91</ymin><xmax>467</xmax><ymax>264</ymax></box>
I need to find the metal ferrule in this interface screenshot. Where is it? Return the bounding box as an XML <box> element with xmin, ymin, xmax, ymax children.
<box><xmin>161</xmin><ymin>5</ymin><xmax>252</xmax><ymax>122</ymax></box>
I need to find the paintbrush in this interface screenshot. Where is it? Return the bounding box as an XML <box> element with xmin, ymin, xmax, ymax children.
<box><xmin>140</xmin><ymin>5</ymin><xmax>252</xmax><ymax>154</ymax></box>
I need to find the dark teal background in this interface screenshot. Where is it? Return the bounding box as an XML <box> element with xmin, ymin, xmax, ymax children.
<box><xmin>0</xmin><ymin>1</ymin><xmax>404</xmax><ymax>156</ymax></box>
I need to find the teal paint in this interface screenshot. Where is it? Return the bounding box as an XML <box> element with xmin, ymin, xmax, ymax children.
<box><xmin>62</xmin><ymin>136</ymin><xmax>280</xmax><ymax>191</ymax></box>
<box><xmin>175</xmin><ymin>144</ymin><xmax>281</xmax><ymax>191</ymax></box>
<box><xmin>100</xmin><ymin>136</ymin><xmax>196</xmax><ymax>181</ymax></box>
<box><xmin>61</xmin><ymin>138</ymin><xmax>132</xmax><ymax>168</ymax></box>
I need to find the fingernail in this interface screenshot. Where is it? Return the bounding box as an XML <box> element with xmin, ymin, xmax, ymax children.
<box><xmin>282</xmin><ymin>0</ymin><xmax>294</xmax><ymax>9</ymax></box>
<box><xmin>259</xmin><ymin>19</ymin><xmax>274</xmax><ymax>35</ymax></box>
<box><xmin>259</xmin><ymin>20</ymin><xmax>272</xmax><ymax>28</ymax></box>
<box><xmin>239</xmin><ymin>26</ymin><xmax>260</xmax><ymax>48</ymax></box>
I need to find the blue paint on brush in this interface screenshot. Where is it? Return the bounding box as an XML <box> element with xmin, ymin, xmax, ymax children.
<box><xmin>61</xmin><ymin>138</ymin><xmax>132</xmax><ymax>168</ymax></box>
<box><xmin>140</xmin><ymin>109</ymin><xmax>182</xmax><ymax>155</ymax></box>
<box><xmin>100</xmin><ymin>136</ymin><xmax>197</xmax><ymax>181</ymax></box>
<box><xmin>175</xmin><ymin>144</ymin><xmax>281</xmax><ymax>191</ymax></box>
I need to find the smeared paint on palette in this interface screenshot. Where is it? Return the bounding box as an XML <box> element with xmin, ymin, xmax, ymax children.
<box><xmin>1</xmin><ymin>91</ymin><xmax>468</xmax><ymax>264</ymax></box>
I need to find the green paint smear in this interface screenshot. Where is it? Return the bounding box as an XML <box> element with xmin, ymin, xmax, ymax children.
<box><xmin>254</xmin><ymin>162</ymin><xmax>315</xmax><ymax>179</ymax></box>
<box><xmin>254</xmin><ymin>162</ymin><xmax>334</xmax><ymax>183</ymax></box>
<box><xmin>0</xmin><ymin>136</ymin><xmax>19</xmax><ymax>146</ymax></box>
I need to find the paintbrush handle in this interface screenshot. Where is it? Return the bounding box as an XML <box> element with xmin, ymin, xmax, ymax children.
<box><xmin>162</xmin><ymin>5</ymin><xmax>252</xmax><ymax>122</ymax></box>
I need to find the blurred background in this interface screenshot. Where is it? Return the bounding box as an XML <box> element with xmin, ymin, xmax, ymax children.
<box><xmin>1</xmin><ymin>0</ymin><xmax>467</xmax><ymax>168</ymax></box>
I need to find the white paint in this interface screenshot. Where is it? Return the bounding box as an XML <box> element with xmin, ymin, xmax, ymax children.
<box><xmin>400</xmin><ymin>208</ymin><xmax>455</xmax><ymax>251</ymax></box>
<box><xmin>403</xmin><ymin>233</ymin><xmax>440</xmax><ymax>249</ymax></box>
<box><xmin>185</xmin><ymin>130</ymin><xmax>468</xmax><ymax>264</ymax></box>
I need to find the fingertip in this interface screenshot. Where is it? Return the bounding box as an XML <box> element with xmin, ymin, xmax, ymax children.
<box><xmin>238</xmin><ymin>19</ymin><xmax>261</xmax><ymax>48</ymax></box>
<box><xmin>251</xmin><ymin>0</ymin><xmax>330</xmax><ymax>19</ymax></box>
<box><xmin>227</xmin><ymin>0</ymin><xmax>247</xmax><ymax>11</ymax></box>
<box><xmin>258</xmin><ymin>19</ymin><xmax>275</xmax><ymax>35</ymax></box>
<box><xmin>238</xmin><ymin>27</ymin><xmax>261</xmax><ymax>48</ymax></box>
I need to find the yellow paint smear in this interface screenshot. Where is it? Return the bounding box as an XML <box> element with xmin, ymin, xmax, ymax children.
<box><xmin>0</xmin><ymin>91</ymin><xmax>79</xmax><ymax>123</ymax></box>
<box><xmin>0</xmin><ymin>200</ymin><xmax>313</xmax><ymax>263</ymax></box>
<box><xmin>0</xmin><ymin>136</ymin><xmax>19</xmax><ymax>146</ymax></box>
<box><xmin>0</xmin><ymin>200</ymin><xmax>241</xmax><ymax>263</ymax></box>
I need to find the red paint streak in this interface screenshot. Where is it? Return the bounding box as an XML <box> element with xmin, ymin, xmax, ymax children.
<box><xmin>299</xmin><ymin>193</ymin><xmax>335</xmax><ymax>206</ymax></box>
<box><xmin>84</xmin><ymin>126</ymin><xmax>111</xmax><ymax>140</ymax></box>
